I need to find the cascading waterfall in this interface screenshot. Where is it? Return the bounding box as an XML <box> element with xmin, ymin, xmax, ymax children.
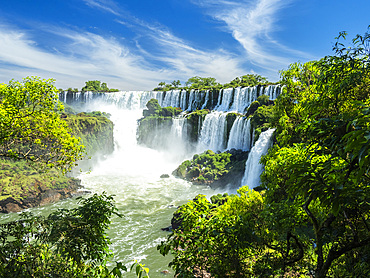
<box><xmin>240</xmin><ymin>128</ymin><xmax>275</xmax><ymax>189</ymax></box>
<box><xmin>228</xmin><ymin>86</ymin><xmax>258</xmax><ymax>113</ymax></box>
<box><xmin>197</xmin><ymin>111</ymin><xmax>228</xmax><ymax>152</ymax></box>
<box><xmin>168</xmin><ymin>115</ymin><xmax>191</xmax><ymax>160</ymax></box>
<box><xmin>216</xmin><ymin>88</ymin><xmax>234</xmax><ymax>111</ymax></box>
<box><xmin>59</xmin><ymin>84</ymin><xmax>281</xmax><ymax>113</ymax></box>
<box><xmin>227</xmin><ymin>117</ymin><xmax>252</xmax><ymax>151</ymax></box>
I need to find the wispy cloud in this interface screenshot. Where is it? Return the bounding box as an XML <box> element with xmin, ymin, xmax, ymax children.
<box><xmin>1</xmin><ymin>0</ymin><xmax>301</xmax><ymax>89</ymax></box>
<box><xmin>135</xmin><ymin>23</ymin><xmax>244</xmax><ymax>82</ymax></box>
<box><xmin>0</xmin><ymin>25</ymin><xmax>164</xmax><ymax>89</ymax></box>
<box><xmin>0</xmin><ymin>22</ymin><xmax>244</xmax><ymax>90</ymax></box>
<box><xmin>82</xmin><ymin>0</ymin><xmax>120</xmax><ymax>16</ymax></box>
<box><xmin>192</xmin><ymin>0</ymin><xmax>313</xmax><ymax>71</ymax></box>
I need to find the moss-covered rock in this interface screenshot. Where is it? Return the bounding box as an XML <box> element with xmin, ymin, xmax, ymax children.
<box><xmin>173</xmin><ymin>149</ymin><xmax>249</xmax><ymax>188</ymax></box>
<box><xmin>0</xmin><ymin>112</ymin><xmax>113</xmax><ymax>213</ymax></box>
<box><xmin>186</xmin><ymin>109</ymin><xmax>210</xmax><ymax>142</ymax></box>
<box><xmin>246</xmin><ymin>101</ymin><xmax>260</xmax><ymax>116</ymax></box>
<box><xmin>137</xmin><ymin>99</ymin><xmax>183</xmax><ymax>149</ymax></box>
<box><xmin>64</xmin><ymin>112</ymin><xmax>114</xmax><ymax>157</ymax></box>
<box><xmin>250</xmin><ymin>105</ymin><xmax>275</xmax><ymax>142</ymax></box>
<box><xmin>0</xmin><ymin>160</ymin><xmax>83</xmax><ymax>213</ymax></box>
<box><xmin>137</xmin><ymin>116</ymin><xmax>173</xmax><ymax>149</ymax></box>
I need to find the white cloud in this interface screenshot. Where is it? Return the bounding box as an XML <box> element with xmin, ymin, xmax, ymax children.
<box><xmin>0</xmin><ymin>26</ymin><xmax>164</xmax><ymax>89</ymax></box>
<box><xmin>192</xmin><ymin>0</ymin><xmax>313</xmax><ymax>72</ymax></box>
<box><xmin>82</xmin><ymin>0</ymin><xmax>120</xmax><ymax>16</ymax></box>
<box><xmin>0</xmin><ymin>23</ymin><xmax>245</xmax><ymax>90</ymax></box>
<box><xmin>1</xmin><ymin>0</ymin><xmax>304</xmax><ymax>90</ymax></box>
<box><xmin>130</xmin><ymin>22</ymin><xmax>245</xmax><ymax>83</ymax></box>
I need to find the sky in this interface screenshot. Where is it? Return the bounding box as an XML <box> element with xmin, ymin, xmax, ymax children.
<box><xmin>0</xmin><ymin>0</ymin><xmax>369</xmax><ymax>90</ymax></box>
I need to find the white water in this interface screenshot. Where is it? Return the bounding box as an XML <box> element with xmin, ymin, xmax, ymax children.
<box><xmin>76</xmin><ymin>102</ymin><xmax>220</xmax><ymax>277</ymax></box>
<box><xmin>227</xmin><ymin>117</ymin><xmax>252</xmax><ymax>151</ymax></box>
<box><xmin>241</xmin><ymin>128</ymin><xmax>275</xmax><ymax>188</ymax></box>
<box><xmin>197</xmin><ymin>111</ymin><xmax>228</xmax><ymax>152</ymax></box>
<box><xmin>61</xmin><ymin>85</ymin><xmax>282</xmax><ymax>113</ymax></box>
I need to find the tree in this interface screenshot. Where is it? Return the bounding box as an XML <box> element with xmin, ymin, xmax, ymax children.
<box><xmin>0</xmin><ymin>77</ymin><xmax>84</xmax><ymax>173</ymax></box>
<box><xmin>81</xmin><ymin>81</ymin><xmax>117</xmax><ymax>92</ymax></box>
<box><xmin>226</xmin><ymin>74</ymin><xmax>268</xmax><ymax>88</ymax></box>
<box><xmin>158</xmin><ymin>188</ymin><xmax>265</xmax><ymax>277</ymax></box>
<box><xmin>82</xmin><ymin>80</ymin><xmax>102</xmax><ymax>92</ymax></box>
<box><xmin>185</xmin><ymin>76</ymin><xmax>219</xmax><ymax>89</ymax></box>
<box><xmin>158</xmin><ymin>29</ymin><xmax>370</xmax><ymax>278</ymax></box>
<box><xmin>259</xmin><ymin>29</ymin><xmax>370</xmax><ymax>277</ymax></box>
<box><xmin>0</xmin><ymin>193</ymin><xmax>133</xmax><ymax>277</ymax></box>
<box><xmin>171</xmin><ymin>80</ymin><xmax>181</xmax><ymax>88</ymax></box>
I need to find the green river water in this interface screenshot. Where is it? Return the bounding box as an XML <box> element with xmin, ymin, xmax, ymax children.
<box><xmin>0</xmin><ymin>106</ymin><xmax>221</xmax><ymax>277</ymax></box>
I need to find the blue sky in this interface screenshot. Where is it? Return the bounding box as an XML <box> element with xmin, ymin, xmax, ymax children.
<box><xmin>0</xmin><ymin>0</ymin><xmax>369</xmax><ymax>90</ymax></box>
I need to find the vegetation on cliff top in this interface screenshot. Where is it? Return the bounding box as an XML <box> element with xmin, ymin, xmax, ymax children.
<box><xmin>153</xmin><ymin>74</ymin><xmax>272</xmax><ymax>91</ymax></box>
<box><xmin>63</xmin><ymin>111</ymin><xmax>114</xmax><ymax>157</ymax></box>
<box><xmin>81</xmin><ymin>80</ymin><xmax>119</xmax><ymax>92</ymax></box>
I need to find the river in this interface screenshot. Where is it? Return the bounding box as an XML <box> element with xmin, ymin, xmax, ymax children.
<box><xmin>0</xmin><ymin>101</ymin><xmax>219</xmax><ymax>277</ymax></box>
<box><xmin>0</xmin><ymin>87</ymin><xmax>279</xmax><ymax>276</ymax></box>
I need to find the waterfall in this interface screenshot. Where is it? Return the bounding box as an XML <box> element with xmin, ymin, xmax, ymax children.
<box><xmin>198</xmin><ymin>111</ymin><xmax>228</xmax><ymax>152</ymax></box>
<box><xmin>227</xmin><ymin>117</ymin><xmax>252</xmax><ymax>151</ymax></box>
<box><xmin>60</xmin><ymin>85</ymin><xmax>281</xmax><ymax>113</ymax></box>
<box><xmin>241</xmin><ymin>128</ymin><xmax>275</xmax><ymax>188</ymax></box>
<box><xmin>216</xmin><ymin>88</ymin><xmax>234</xmax><ymax>111</ymax></box>
<box><xmin>228</xmin><ymin>87</ymin><xmax>257</xmax><ymax>113</ymax></box>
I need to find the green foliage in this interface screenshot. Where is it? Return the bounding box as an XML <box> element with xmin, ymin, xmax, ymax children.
<box><xmin>224</xmin><ymin>74</ymin><xmax>268</xmax><ymax>88</ymax></box>
<box><xmin>0</xmin><ymin>159</ymin><xmax>79</xmax><ymax>204</ymax></box>
<box><xmin>0</xmin><ymin>193</ymin><xmax>130</xmax><ymax>277</ymax></box>
<box><xmin>153</xmin><ymin>80</ymin><xmax>181</xmax><ymax>91</ymax></box>
<box><xmin>67</xmin><ymin>87</ymin><xmax>79</xmax><ymax>93</ymax></box>
<box><xmin>145</xmin><ymin>99</ymin><xmax>161</xmax><ymax>114</ymax></box>
<box><xmin>173</xmin><ymin>150</ymin><xmax>233</xmax><ymax>183</ymax></box>
<box><xmin>64</xmin><ymin>112</ymin><xmax>114</xmax><ymax>157</ymax></box>
<box><xmin>159</xmin><ymin>29</ymin><xmax>370</xmax><ymax>278</ymax></box>
<box><xmin>142</xmin><ymin>99</ymin><xmax>182</xmax><ymax>118</ymax></box>
<box><xmin>81</xmin><ymin>80</ymin><xmax>118</xmax><ymax>92</ymax></box>
<box><xmin>259</xmin><ymin>29</ymin><xmax>370</xmax><ymax>277</ymax></box>
<box><xmin>0</xmin><ymin>77</ymin><xmax>85</xmax><ymax>173</ymax></box>
<box><xmin>153</xmin><ymin>75</ymin><xmax>272</xmax><ymax>91</ymax></box>
<box><xmin>185</xmin><ymin>76</ymin><xmax>220</xmax><ymax>90</ymax></box>
<box><xmin>250</xmin><ymin>105</ymin><xmax>274</xmax><ymax>130</ymax></box>
<box><xmin>158</xmin><ymin>187</ymin><xmax>266</xmax><ymax>278</ymax></box>
<box><xmin>257</xmin><ymin>94</ymin><xmax>270</xmax><ymax>106</ymax></box>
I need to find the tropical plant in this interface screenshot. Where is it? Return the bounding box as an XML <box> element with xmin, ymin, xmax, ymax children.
<box><xmin>0</xmin><ymin>77</ymin><xmax>85</xmax><ymax>173</ymax></box>
<box><xmin>158</xmin><ymin>29</ymin><xmax>370</xmax><ymax>277</ymax></box>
